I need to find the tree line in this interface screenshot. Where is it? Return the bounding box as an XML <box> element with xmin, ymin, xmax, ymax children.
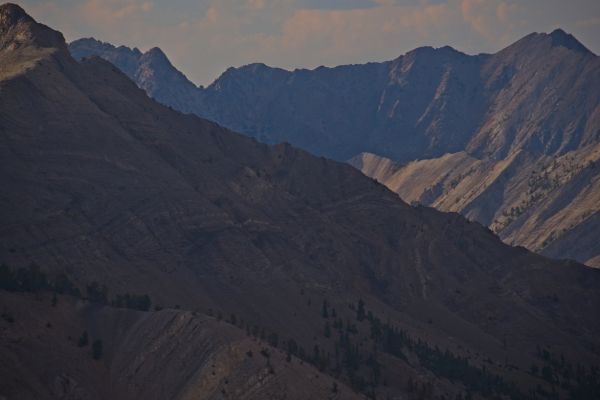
<box><xmin>0</xmin><ymin>263</ymin><xmax>151</xmax><ymax>311</ymax></box>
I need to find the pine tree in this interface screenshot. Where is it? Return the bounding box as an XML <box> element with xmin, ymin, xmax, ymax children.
<box><xmin>356</xmin><ymin>299</ymin><xmax>365</xmax><ymax>321</ymax></box>
<box><xmin>268</xmin><ymin>332</ymin><xmax>279</xmax><ymax>348</ymax></box>
<box><xmin>92</xmin><ymin>339</ymin><xmax>103</xmax><ymax>360</ymax></box>
<box><xmin>530</xmin><ymin>363</ymin><xmax>539</xmax><ymax>376</ymax></box>
<box><xmin>78</xmin><ymin>331</ymin><xmax>89</xmax><ymax>347</ymax></box>
<box><xmin>324</xmin><ymin>321</ymin><xmax>331</xmax><ymax>338</ymax></box>
<box><xmin>321</xmin><ymin>299</ymin><xmax>329</xmax><ymax>318</ymax></box>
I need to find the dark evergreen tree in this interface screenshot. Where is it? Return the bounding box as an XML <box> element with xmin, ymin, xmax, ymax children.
<box><xmin>268</xmin><ymin>332</ymin><xmax>279</xmax><ymax>348</ymax></box>
<box><xmin>530</xmin><ymin>363</ymin><xmax>539</xmax><ymax>376</ymax></box>
<box><xmin>0</xmin><ymin>263</ymin><xmax>17</xmax><ymax>291</ymax></box>
<box><xmin>92</xmin><ymin>339</ymin><xmax>103</xmax><ymax>360</ymax></box>
<box><xmin>356</xmin><ymin>299</ymin><xmax>365</xmax><ymax>321</ymax></box>
<box><xmin>321</xmin><ymin>299</ymin><xmax>329</xmax><ymax>318</ymax></box>
<box><xmin>86</xmin><ymin>282</ymin><xmax>108</xmax><ymax>304</ymax></box>
<box><xmin>287</xmin><ymin>339</ymin><xmax>298</xmax><ymax>356</ymax></box>
<box><xmin>78</xmin><ymin>331</ymin><xmax>89</xmax><ymax>347</ymax></box>
<box><xmin>324</xmin><ymin>321</ymin><xmax>331</xmax><ymax>338</ymax></box>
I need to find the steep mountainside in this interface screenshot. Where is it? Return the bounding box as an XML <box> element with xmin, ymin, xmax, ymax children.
<box><xmin>68</xmin><ymin>30</ymin><xmax>600</xmax><ymax>267</ymax></box>
<box><xmin>2</xmin><ymin>4</ymin><xmax>600</xmax><ymax>399</ymax></box>
<box><xmin>70</xmin><ymin>31</ymin><xmax>600</xmax><ymax>163</ymax></box>
<box><xmin>1</xmin><ymin>291</ymin><xmax>360</xmax><ymax>400</ymax></box>
<box><xmin>350</xmin><ymin>145</ymin><xmax>600</xmax><ymax>267</ymax></box>
<box><xmin>69</xmin><ymin>38</ymin><xmax>201</xmax><ymax>114</ymax></box>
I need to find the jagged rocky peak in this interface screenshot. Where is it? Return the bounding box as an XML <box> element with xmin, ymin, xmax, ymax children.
<box><xmin>139</xmin><ymin>46</ymin><xmax>172</xmax><ymax>67</ymax></box>
<box><xmin>218</xmin><ymin>62</ymin><xmax>287</xmax><ymax>78</ymax></box>
<box><xmin>69</xmin><ymin>37</ymin><xmax>144</xmax><ymax>79</ymax></box>
<box><xmin>68</xmin><ymin>36</ymin><xmax>201</xmax><ymax>111</ymax></box>
<box><xmin>243</xmin><ymin>62</ymin><xmax>274</xmax><ymax>72</ymax></box>
<box><xmin>0</xmin><ymin>2</ymin><xmax>66</xmax><ymax>51</ymax></box>
<box><xmin>388</xmin><ymin>44</ymin><xmax>475</xmax><ymax>75</ymax></box>
<box><xmin>549</xmin><ymin>28</ymin><xmax>592</xmax><ymax>54</ymax></box>
<box><xmin>505</xmin><ymin>28</ymin><xmax>593</xmax><ymax>56</ymax></box>
<box><xmin>397</xmin><ymin>44</ymin><xmax>468</xmax><ymax>61</ymax></box>
<box><xmin>70</xmin><ymin>37</ymin><xmax>109</xmax><ymax>49</ymax></box>
<box><xmin>70</xmin><ymin>37</ymin><xmax>143</xmax><ymax>57</ymax></box>
<box><xmin>136</xmin><ymin>46</ymin><xmax>199</xmax><ymax>90</ymax></box>
<box><xmin>0</xmin><ymin>3</ymin><xmax>33</xmax><ymax>30</ymax></box>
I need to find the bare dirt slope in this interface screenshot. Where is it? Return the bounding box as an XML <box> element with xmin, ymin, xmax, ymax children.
<box><xmin>351</xmin><ymin>146</ymin><xmax>600</xmax><ymax>267</ymax></box>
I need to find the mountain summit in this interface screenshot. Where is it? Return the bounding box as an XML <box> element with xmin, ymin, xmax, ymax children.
<box><xmin>0</xmin><ymin>3</ymin><xmax>65</xmax><ymax>50</ymax></box>
<box><xmin>549</xmin><ymin>28</ymin><xmax>593</xmax><ymax>54</ymax></box>
<box><xmin>69</xmin><ymin>37</ymin><xmax>200</xmax><ymax>113</ymax></box>
<box><xmin>0</xmin><ymin>3</ymin><xmax>31</xmax><ymax>26</ymax></box>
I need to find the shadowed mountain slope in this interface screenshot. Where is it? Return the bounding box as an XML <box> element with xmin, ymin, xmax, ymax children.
<box><xmin>2</xmin><ymin>4</ymin><xmax>600</xmax><ymax>399</ymax></box>
<box><xmin>0</xmin><ymin>291</ymin><xmax>361</xmax><ymax>400</ymax></box>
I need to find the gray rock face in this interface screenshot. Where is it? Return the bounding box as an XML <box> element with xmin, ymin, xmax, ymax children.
<box><xmin>69</xmin><ymin>38</ymin><xmax>142</xmax><ymax>77</ymax></box>
<box><xmin>69</xmin><ymin>30</ymin><xmax>599</xmax><ymax>163</ymax></box>
<box><xmin>69</xmin><ymin>38</ymin><xmax>201</xmax><ymax>114</ymax></box>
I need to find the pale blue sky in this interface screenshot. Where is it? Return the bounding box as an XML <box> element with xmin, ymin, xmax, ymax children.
<box><xmin>19</xmin><ymin>0</ymin><xmax>600</xmax><ymax>85</ymax></box>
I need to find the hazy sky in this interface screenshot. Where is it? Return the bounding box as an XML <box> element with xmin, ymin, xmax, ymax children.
<box><xmin>20</xmin><ymin>0</ymin><xmax>600</xmax><ymax>85</ymax></box>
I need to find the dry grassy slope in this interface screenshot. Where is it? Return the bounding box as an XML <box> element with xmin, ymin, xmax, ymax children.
<box><xmin>2</xmin><ymin>4</ymin><xmax>600</xmax><ymax>399</ymax></box>
<box><xmin>0</xmin><ymin>291</ymin><xmax>359</xmax><ymax>400</ymax></box>
<box><xmin>349</xmin><ymin>152</ymin><xmax>404</xmax><ymax>185</ymax></box>
<box><xmin>351</xmin><ymin>146</ymin><xmax>600</xmax><ymax>267</ymax></box>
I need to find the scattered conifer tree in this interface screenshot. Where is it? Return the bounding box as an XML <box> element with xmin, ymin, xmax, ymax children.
<box><xmin>92</xmin><ymin>339</ymin><xmax>103</xmax><ymax>360</ymax></box>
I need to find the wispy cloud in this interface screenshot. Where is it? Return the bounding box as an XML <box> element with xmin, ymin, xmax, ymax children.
<box><xmin>19</xmin><ymin>0</ymin><xmax>600</xmax><ymax>85</ymax></box>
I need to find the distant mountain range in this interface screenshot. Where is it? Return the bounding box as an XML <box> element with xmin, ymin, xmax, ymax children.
<box><xmin>69</xmin><ymin>30</ymin><xmax>600</xmax><ymax>267</ymax></box>
<box><xmin>3</xmin><ymin>3</ymin><xmax>600</xmax><ymax>399</ymax></box>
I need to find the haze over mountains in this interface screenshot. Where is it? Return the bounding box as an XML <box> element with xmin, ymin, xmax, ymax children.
<box><xmin>69</xmin><ymin>29</ymin><xmax>600</xmax><ymax>268</ymax></box>
<box><xmin>1</xmin><ymin>3</ymin><xmax>600</xmax><ymax>399</ymax></box>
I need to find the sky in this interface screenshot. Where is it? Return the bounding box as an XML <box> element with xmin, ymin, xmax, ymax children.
<box><xmin>19</xmin><ymin>0</ymin><xmax>600</xmax><ymax>86</ymax></box>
